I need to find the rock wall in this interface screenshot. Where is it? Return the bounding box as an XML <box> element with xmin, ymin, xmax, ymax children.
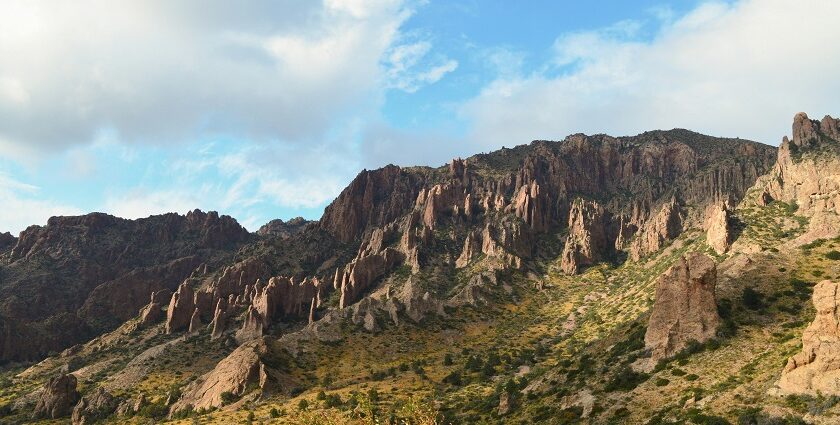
<box><xmin>777</xmin><ymin>280</ymin><xmax>840</xmax><ymax>396</ymax></box>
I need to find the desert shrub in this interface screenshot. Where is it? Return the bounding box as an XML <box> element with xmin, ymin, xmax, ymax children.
<box><xmin>442</xmin><ymin>371</ymin><xmax>462</xmax><ymax>386</ymax></box>
<box><xmin>605</xmin><ymin>367</ymin><xmax>648</xmax><ymax>392</ymax></box>
<box><xmin>655</xmin><ymin>377</ymin><xmax>670</xmax><ymax>387</ymax></box>
<box><xmin>220</xmin><ymin>391</ymin><xmax>239</xmax><ymax>406</ymax></box>
<box><xmin>742</xmin><ymin>287</ymin><xmax>764</xmax><ymax>310</ymax></box>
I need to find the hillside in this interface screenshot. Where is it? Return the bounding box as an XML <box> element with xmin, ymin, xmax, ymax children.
<box><xmin>5</xmin><ymin>114</ymin><xmax>840</xmax><ymax>424</ymax></box>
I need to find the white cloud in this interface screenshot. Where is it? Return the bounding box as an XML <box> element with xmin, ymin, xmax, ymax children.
<box><xmin>385</xmin><ymin>40</ymin><xmax>459</xmax><ymax>93</ymax></box>
<box><xmin>0</xmin><ymin>0</ymin><xmax>412</xmax><ymax>154</ymax></box>
<box><xmin>460</xmin><ymin>0</ymin><xmax>840</xmax><ymax>150</ymax></box>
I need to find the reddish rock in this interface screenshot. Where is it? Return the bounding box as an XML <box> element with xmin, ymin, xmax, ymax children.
<box><xmin>166</xmin><ymin>281</ymin><xmax>195</xmax><ymax>334</ymax></box>
<box><xmin>339</xmin><ymin>248</ymin><xmax>403</xmax><ymax>309</ymax></box>
<box><xmin>320</xmin><ymin>165</ymin><xmax>424</xmax><ymax>243</ymax></box>
<box><xmin>71</xmin><ymin>387</ymin><xmax>117</xmax><ymax>425</ymax></box>
<box><xmin>188</xmin><ymin>308</ymin><xmax>202</xmax><ymax>334</ymax></box>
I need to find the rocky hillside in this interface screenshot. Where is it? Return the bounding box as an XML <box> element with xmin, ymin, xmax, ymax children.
<box><xmin>10</xmin><ymin>114</ymin><xmax>840</xmax><ymax>424</ymax></box>
<box><xmin>0</xmin><ymin>210</ymin><xmax>251</xmax><ymax>363</ymax></box>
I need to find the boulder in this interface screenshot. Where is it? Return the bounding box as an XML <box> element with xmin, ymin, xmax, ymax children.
<box><xmin>71</xmin><ymin>387</ymin><xmax>118</xmax><ymax>425</ymax></box>
<box><xmin>170</xmin><ymin>338</ymin><xmax>294</xmax><ymax>413</ymax></box>
<box><xmin>644</xmin><ymin>253</ymin><xmax>719</xmax><ymax>365</ymax></box>
<box><xmin>116</xmin><ymin>393</ymin><xmax>145</xmax><ymax>416</ymax></box>
<box><xmin>777</xmin><ymin>280</ymin><xmax>840</xmax><ymax>395</ymax></box>
<box><xmin>32</xmin><ymin>373</ymin><xmax>80</xmax><ymax>419</ymax></box>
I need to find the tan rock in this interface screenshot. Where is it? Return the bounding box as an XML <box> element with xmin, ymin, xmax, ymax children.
<box><xmin>210</xmin><ymin>299</ymin><xmax>228</xmax><ymax>340</ymax></box>
<box><xmin>561</xmin><ymin>199</ymin><xmax>611</xmax><ymax>274</ymax></box>
<box><xmin>170</xmin><ymin>338</ymin><xmax>293</xmax><ymax>413</ymax></box>
<box><xmin>704</xmin><ymin>203</ymin><xmax>732</xmax><ymax>255</ymax></box>
<box><xmin>630</xmin><ymin>198</ymin><xmax>684</xmax><ymax>261</ymax></box>
<box><xmin>644</xmin><ymin>253</ymin><xmax>719</xmax><ymax>365</ymax></box>
<box><xmin>777</xmin><ymin>280</ymin><xmax>840</xmax><ymax>395</ymax></box>
<box><xmin>339</xmin><ymin>248</ymin><xmax>402</xmax><ymax>309</ymax></box>
<box><xmin>33</xmin><ymin>373</ymin><xmax>80</xmax><ymax>419</ymax></box>
<box><xmin>116</xmin><ymin>393</ymin><xmax>145</xmax><ymax>416</ymax></box>
<box><xmin>71</xmin><ymin>387</ymin><xmax>117</xmax><ymax>425</ymax></box>
<box><xmin>456</xmin><ymin>230</ymin><xmax>479</xmax><ymax>268</ymax></box>
<box><xmin>188</xmin><ymin>308</ymin><xmax>202</xmax><ymax>334</ymax></box>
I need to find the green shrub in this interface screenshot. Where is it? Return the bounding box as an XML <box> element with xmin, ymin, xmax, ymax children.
<box><xmin>220</xmin><ymin>391</ymin><xmax>238</xmax><ymax>406</ymax></box>
<box><xmin>742</xmin><ymin>287</ymin><xmax>764</xmax><ymax>310</ymax></box>
<box><xmin>605</xmin><ymin>367</ymin><xmax>649</xmax><ymax>392</ymax></box>
<box><xmin>827</xmin><ymin>250</ymin><xmax>840</xmax><ymax>260</ymax></box>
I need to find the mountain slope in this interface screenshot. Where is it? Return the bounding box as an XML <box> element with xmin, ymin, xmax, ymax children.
<box><xmin>13</xmin><ymin>118</ymin><xmax>840</xmax><ymax>424</ymax></box>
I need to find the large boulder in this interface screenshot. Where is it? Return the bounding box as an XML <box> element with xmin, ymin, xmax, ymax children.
<box><xmin>644</xmin><ymin>252</ymin><xmax>720</xmax><ymax>365</ymax></box>
<box><xmin>71</xmin><ymin>387</ymin><xmax>118</xmax><ymax>425</ymax></box>
<box><xmin>170</xmin><ymin>338</ymin><xmax>295</xmax><ymax>413</ymax></box>
<box><xmin>32</xmin><ymin>373</ymin><xmax>81</xmax><ymax>419</ymax></box>
<box><xmin>776</xmin><ymin>280</ymin><xmax>840</xmax><ymax>395</ymax></box>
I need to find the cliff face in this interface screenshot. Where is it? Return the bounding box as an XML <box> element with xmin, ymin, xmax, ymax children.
<box><xmin>0</xmin><ymin>128</ymin><xmax>776</xmax><ymax>365</ymax></box>
<box><xmin>0</xmin><ymin>210</ymin><xmax>250</xmax><ymax>362</ymax></box>
<box><xmin>318</xmin><ymin>130</ymin><xmax>775</xmax><ymax>279</ymax></box>
<box><xmin>763</xmin><ymin>113</ymin><xmax>840</xmax><ymax>243</ymax></box>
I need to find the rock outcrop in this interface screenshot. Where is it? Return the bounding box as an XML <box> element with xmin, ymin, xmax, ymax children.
<box><xmin>320</xmin><ymin>165</ymin><xmax>424</xmax><ymax>243</ymax></box>
<box><xmin>630</xmin><ymin>198</ymin><xmax>684</xmax><ymax>261</ymax></box>
<box><xmin>257</xmin><ymin>217</ymin><xmax>311</xmax><ymax>239</ymax></box>
<box><xmin>0</xmin><ymin>210</ymin><xmax>249</xmax><ymax>363</ymax></box>
<box><xmin>764</xmin><ymin>113</ymin><xmax>840</xmax><ymax>243</ymax></box>
<box><xmin>166</xmin><ymin>281</ymin><xmax>195</xmax><ymax>334</ymax></box>
<box><xmin>777</xmin><ymin>280</ymin><xmax>840</xmax><ymax>395</ymax></box>
<box><xmin>338</xmin><ymin>248</ymin><xmax>403</xmax><ymax>309</ymax></box>
<box><xmin>71</xmin><ymin>387</ymin><xmax>118</xmax><ymax>425</ymax></box>
<box><xmin>705</xmin><ymin>203</ymin><xmax>732</xmax><ymax>255</ymax></box>
<box><xmin>171</xmin><ymin>338</ymin><xmax>294</xmax><ymax>413</ymax></box>
<box><xmin>644</xmin><ymin>253</ymin><xmax>720</xmax><ymax>365</ymax></box>
<box><xmin>138</xmin><ymin>290</ymin><xmax>169</xmax><ymax>327</ymax></box>
<box><xmin>32</xmin><ymin>373</ymin><xmax>80</xmax><ymax>419</ymax></box>
<box><xmin>561</xmin><ymin>200</ymin><xmax>613</xmax><ymax>274</ymax></box>
<box><xmin>0</xmin><ymin>231</ymin><xmax>16</xmax><ymax>253</ymax></box>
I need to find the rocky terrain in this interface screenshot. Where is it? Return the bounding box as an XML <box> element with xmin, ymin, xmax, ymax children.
<box><xmin>3</xmin><ymin>113</ymin><xmax>840</xmax><ymax>424</ymax></box>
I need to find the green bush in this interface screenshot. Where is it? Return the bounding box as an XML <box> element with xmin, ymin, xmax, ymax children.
<box><xmin>654</xmin><ymin>378</ymin><xmax>670</xmax><ymax>387</ymax></box>
<box><xmin>742</xmin><ymin>287</ymin><xmax>764</xmax><ymax>310</ymax></box>
<box><xmin>220</xmin><ymin>391</ymin><xmax>239</xmax><ymax>406</ymax></box>
<box><xmin>827</xmin><ymin>250</ymin><xmax>840</xmax><ymax>260</ymax></box>
<box><xmin>605</xmin><ymin>367</ymin><xmax>649</xmax><ymax>392</ymax></box>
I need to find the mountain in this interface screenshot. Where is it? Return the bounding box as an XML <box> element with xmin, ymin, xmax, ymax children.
<box><xmin>5</xmin><ymin>114</ymin><xmax>840</xmax><ymax>424</ymax></box>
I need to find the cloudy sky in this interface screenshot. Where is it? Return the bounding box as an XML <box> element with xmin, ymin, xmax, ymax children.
<box><xmin>1</xmin><ymin>0</ymin><xmax>839</xmax><ymax>233</ymax></box>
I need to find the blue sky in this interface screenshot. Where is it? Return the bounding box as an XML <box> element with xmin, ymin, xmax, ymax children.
<box><xmin>1</xmin><ymin>0</ymin><xmax>839</xmax><ymax>233</ymax></box>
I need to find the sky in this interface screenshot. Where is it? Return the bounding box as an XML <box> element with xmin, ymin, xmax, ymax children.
<box><xmin>1</xmin><ymin>0</ymin><xmax>839</xmax><ymax>233</ymax></box>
